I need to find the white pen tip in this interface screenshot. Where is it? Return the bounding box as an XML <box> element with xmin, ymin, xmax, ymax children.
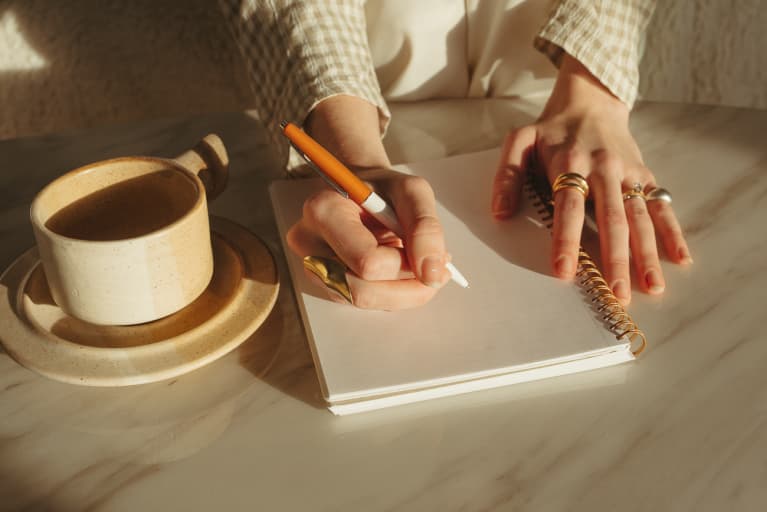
<box><xmin>446</xmin><ymin>262</ymin><xmax>469</xmax><ymax>288</ymax></box>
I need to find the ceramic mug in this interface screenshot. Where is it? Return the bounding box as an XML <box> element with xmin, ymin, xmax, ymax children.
<box><xmin>30</xmin><ymin>134</ymin><xmax>229</xmax><ymax>326</ymax></box>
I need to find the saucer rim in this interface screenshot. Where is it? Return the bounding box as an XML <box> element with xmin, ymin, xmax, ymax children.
<box><xmin>19</xmin><ymin>232</ymin><xmax>247</xmax><ymax>355</ymax></box>
<box><xmin>0</xmin><ymin>216</ymin><xmax>279</xmax><ymax>387</ymax></box>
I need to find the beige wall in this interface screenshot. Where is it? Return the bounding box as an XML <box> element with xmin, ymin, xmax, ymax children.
<box><xmin>0</xmin><ymin>0</ymin><xmax>254</xmax><ymax>140</ymax></box>
<box><xmin>1</xmin><ymin>1</ymin><xmax>764</xmax><ymax>141</ymax></box>
<box><xmin>639</xmin><ymin>1</ymin><xmax>767</xmax><ymax>109</ymax></box>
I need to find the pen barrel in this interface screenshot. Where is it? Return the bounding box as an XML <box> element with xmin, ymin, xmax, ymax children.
<box><xmin>283</xmin><ymin>123</ymin><xmax>370</xmax><ymax>204</ymax></box>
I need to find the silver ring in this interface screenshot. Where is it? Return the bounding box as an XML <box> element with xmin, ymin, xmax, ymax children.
<box><xmin>646</xmin><ymin>187</ymin><xmax>672</xmax><ymax>204</ymax></box>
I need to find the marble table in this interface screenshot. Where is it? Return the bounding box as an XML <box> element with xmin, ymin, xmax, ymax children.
<box><xmin>1</xmin><ymin>99</ymin><xmax>765</xmax><ymax>511</ymax></box>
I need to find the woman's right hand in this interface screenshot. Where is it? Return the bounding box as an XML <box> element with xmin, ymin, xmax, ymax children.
<box><xmin>286</xmin><ymin>167</ymin><xmax>452</xmax><ymax>310</ymax></box>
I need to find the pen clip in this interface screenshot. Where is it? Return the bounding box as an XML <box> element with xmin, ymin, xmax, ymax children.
<box><xmin>288</xmin><ymin>140</ymin><xmax>349</xmax><ymax>199</ymax></box>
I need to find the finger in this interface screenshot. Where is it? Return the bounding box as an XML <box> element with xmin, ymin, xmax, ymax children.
<box><xmin>290</xmin><ymin>219</ymin><xmax>414</xmax><ymax>280</ymax></box>
<box><xmin>387</xmin><ymin>176</ymin><xmax>450</xmax><ymax>288</ymax></box>
<box><xmin>304</xmin><ymin>268</ymin><xmax>437</xmax><ymax>310</ymax></box>
<box><xmin>287</xmin><ymin>217</ymin><xmax>333</xmax><ymax>257</ymax></box>
<box><xmin>302</xmin><ymin>190</ymin><xmax>408</xmax><ymax>280</ymax></box>
<box><xmin>623</xmin><ymin>192</ymin><xmax>665</xmax><ymax>294</ymax></box>
<box><xmin>551</xmin><ymin>188</ymin><xmax>586</xmax><ymax>279</ymax></box>
<box><xmin>591</xmin><ymin>157</ymin><xmax>632</xmax><ymax>305</ymax></box>
<box><xmin>491</xmin><ymin>126</ymin><xmax>537</xmax><ymax>219</ymax></box>
<box><xmin>549</xmin><ymin>149</ymin><xmax>590</xmax><ymax>279</ymax></box>
<box><xmin>348</xmin><ymin>273</ymin><xmax>438</xmax><ymax>310</ymax></box>
<box><xmin>647</xmin><ymin>200</ymin><xmax>693</xmax><ymax>265</ymax></box>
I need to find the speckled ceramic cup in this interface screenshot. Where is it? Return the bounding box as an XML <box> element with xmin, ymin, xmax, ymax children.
<box><xmin>30</xmin><ymin>134</ymin><xmax>228</xmax><ymax>325</ymax></box>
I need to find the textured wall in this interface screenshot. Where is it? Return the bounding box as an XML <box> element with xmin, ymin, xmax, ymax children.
<box><xmin>0</xmin><ymin>1</ymin><xmax>764</xmax><ymax>141</ymax></box>
<box><xmin>639</xmin><ymin>1</ymin><xmax>767</xmax><ymax>109</ymax></box>
<box><xmin>0</xmin><ymin>1</ymin><xmax>254</xmax><ymax>140</ymax></box>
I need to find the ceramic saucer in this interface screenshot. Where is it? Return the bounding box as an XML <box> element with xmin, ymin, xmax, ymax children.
<box><xmin>0</xmin><ymin>216</ymin><xmax>279</xmax><ymax>386</ymax></box>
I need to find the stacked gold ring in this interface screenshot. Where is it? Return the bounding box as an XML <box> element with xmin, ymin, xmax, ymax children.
<box><xmin>622</xmin><ymin>182</ymin><xmax>645</xmax><ymax>202</ymax></box>
<box><xmin>552</xmin><ymin>173</ymin><xmax>589</xmax><ymax>200</ymax></box>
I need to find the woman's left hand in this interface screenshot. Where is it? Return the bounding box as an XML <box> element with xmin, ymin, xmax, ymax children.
<box><xmin>490</xmin><ymin>55</ymin><xmax>692</xmax><ymax>305</ymax></box>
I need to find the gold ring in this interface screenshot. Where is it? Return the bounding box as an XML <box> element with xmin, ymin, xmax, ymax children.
<box><xmin>645</xmin><ymin>187</ymin><xmax>672</xmax><ymax>204</ymax></box>
<box><xmin>303</xmin><ymin>256</ymin><xmax>353</xmax><ymax>303</ymax></box>
<box><xmin>622</xmin><ymin>182</ymin><xmax>646</xmax><ymax>202</ymax></box>
<box><xmin>552</xmin><ymin>173</ymin><xmax>589</xmax><ymax>200</ymax></box>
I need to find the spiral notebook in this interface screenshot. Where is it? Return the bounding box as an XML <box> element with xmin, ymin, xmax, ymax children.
<box><xmin>270</xmin><ymin>149</ymin><xmax>645</xmax><ymax>415</ymax></box>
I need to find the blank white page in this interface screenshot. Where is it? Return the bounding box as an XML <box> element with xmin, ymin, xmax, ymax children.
<box><xmin>270</xmin><ymin>149</ymin><xmax>628</xmax><ymax>404</ymax></box>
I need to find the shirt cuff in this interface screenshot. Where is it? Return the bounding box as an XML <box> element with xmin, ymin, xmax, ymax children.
<box><xmin>533</xmin><ymin>1</ymin><xmax>655</xmax><ymax>109</ymax></box>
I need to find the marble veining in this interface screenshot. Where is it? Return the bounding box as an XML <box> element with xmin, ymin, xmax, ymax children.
<box><xmin>1</xmin><ymin>100</ymin><xmax>766</xmax><ymax>511</ymax></box>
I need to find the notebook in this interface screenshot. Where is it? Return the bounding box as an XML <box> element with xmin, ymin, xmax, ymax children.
<box><xmin>269</xmin><ymin>149</ymin><xmax>645</xmax><ymax>415</ymax></box>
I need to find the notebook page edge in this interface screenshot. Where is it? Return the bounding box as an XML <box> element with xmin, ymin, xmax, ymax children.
<box><xmin>328</xmin><ymin>346</ymin><xmax>634</xmax><ymax>415</ymax></box>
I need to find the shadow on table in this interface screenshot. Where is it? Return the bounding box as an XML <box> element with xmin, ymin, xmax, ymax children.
<box><xmin>237</xmin><ymin>281</ymin><xmax>326</xmax><ymax>411</ymax></box>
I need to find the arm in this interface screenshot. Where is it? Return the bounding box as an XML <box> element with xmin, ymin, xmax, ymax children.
<box><xmin>222</xmin><ymin>1</ymin><xmax>452</xmax><ymax>309</ymax></box>
<box><xmin>219</xmin><ymin>0</ymin><xmax>390</xmax><ymax>172</ymax></box>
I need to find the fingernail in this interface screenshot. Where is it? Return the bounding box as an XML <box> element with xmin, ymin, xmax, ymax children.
<box><xmin>492</xmin><ymin>194</ymin><xmax>511</xmax><ymax>217</ymax></box>
<box><xmin>554</xmin><ymin>255</ymin><xmax>574</xmax><ymax>278</ymax></box>
<box><xmin>611</xmin><ymin>279</ymin><xmax>630</xmax><ymax>304</ymax></box>
<box><xmin>645</xmin><ymin>269</ymin><xmax>665</xmax><ymax>294</ymax></box>
<box><xmin>678</xmin><ymin>247</ymin><xmax>693</xmax><ymax>265</ymax></box>
<box><xmin>421</xmin><ymin>255</ymin><xmax>448</xmax><ymax>288</ymax></box>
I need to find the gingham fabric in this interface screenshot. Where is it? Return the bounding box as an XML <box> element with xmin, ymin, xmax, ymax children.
<box><xmin>534</xmin><ymin>0</ymin><xmax>656</xmax><ymax>109</ymax></box>
<box><xmin>220</xmin><ymin>0</ymin><xmax>655</xmax><ymax>172</ymax></box>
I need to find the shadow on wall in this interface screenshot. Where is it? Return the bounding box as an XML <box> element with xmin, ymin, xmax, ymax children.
<box><xmin>0</xmin><ymin>0</ymin><xmax>254</xmax><ymax>140</ymax></box>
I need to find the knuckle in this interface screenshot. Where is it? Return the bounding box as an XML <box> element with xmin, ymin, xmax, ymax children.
<box><xmin>603</xmin><ymin>205</ymin><xmax>628</xmax><ymax>227</ymax></box>
<box><xmin>637</xmin><ymin>164</ymin><xmax>654</xmax><ymax>180</ymax></box>
<box><xmin>302</xmin><ymin>190</ymin><xmax>336</xmax><ymax>223</ymax></box>
<box><xmin>592</xmin><ymin>150</ymin><xmax>624</xmax><ymax>174</ymax></box>
<box><xmin>400</xmin><ymin>175</ymin><xmax>432</xmax><ymax>196</ymax></box>
<box><xmin>606</xmin><ymin>256</ymin><xmax>630</xmax><ymax>270</ymax></box>
<box><xmin>351</xmin><ymin>288</ymin><xmax>375</xmax><ymax>310</ymax></box>
<box><xmin>505</xmin><ymin>125</ymin><xmax>535</xmax><ymax>143</ymax></box>
<box><xmin>553</xmin><ymin>238</ymin><xmax>580</xmax><ymax>255</ymax></box>
<box><xmin>639</xmin><ymin>254</ymin><xmax>660</xmax><ymax>267</ymax></box>
<box><xmin>351</xmin><ymin>251</ymin><xmax>386</xmax><ymax>280</ymax></box>
<box><xmin>410</xmin><ymin>215</ymin><xmax>444</xmax><ymax>240</ymax></box>
<box><xmin>664</xmin><ymin>226</ymin><xmax>685</xmax><ymax>241</ymax></box>
<box><xmin>285</xmin><ymin>225</ymin><xmax>302</xmax><ymax>253</ymax></box>
<box><xmin>557</xmin><ymin>148</ymin><xmax>586</xmax><ymax>171</ymax></box>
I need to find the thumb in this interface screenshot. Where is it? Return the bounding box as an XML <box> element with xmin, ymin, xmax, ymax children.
<box><xmin>387</xmin><ymin>175</ymin><xmax>450</xmax><ymax>289</ymax></box>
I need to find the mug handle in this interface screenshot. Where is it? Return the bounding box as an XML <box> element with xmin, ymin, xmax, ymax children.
<box><xmin>173</xmin><ymin>134</ymin><xmax>229</xmax><ymax>200</ymax></box>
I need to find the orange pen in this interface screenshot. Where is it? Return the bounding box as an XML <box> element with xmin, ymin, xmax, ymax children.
<box><xmin>280</xmin><ymin>121</ymin><xmax>468</xmax><ymax>288</ymax></box>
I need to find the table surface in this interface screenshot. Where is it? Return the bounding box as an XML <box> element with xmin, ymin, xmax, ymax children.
<box><xmin>1</xmin><ymin>99</ymin><xmax>765</xmax><ymax>512</ymax></box>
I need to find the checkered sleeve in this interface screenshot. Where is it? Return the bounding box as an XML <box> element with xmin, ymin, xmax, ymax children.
<box><xmin>220</xmin><ymin>0</ymin><xmax>390</xmax><ymax>173</ymax></box>
<box><xmin>534</xmin><ymin>0</ymin><xmax>656</xmax><ymax>108</ymax></box>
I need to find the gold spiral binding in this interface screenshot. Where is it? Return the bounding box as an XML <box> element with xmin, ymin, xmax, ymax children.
<box><xmin>524</xmin><ymin>175</ymin><xmax>647</xmax><ymax>356</ymax></box>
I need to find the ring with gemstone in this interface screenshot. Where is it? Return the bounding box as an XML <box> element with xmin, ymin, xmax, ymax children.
<box><xmin>622</xmin><ymin>182</ymin><xmax>646</xmax><ymax>202</ymax></box>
